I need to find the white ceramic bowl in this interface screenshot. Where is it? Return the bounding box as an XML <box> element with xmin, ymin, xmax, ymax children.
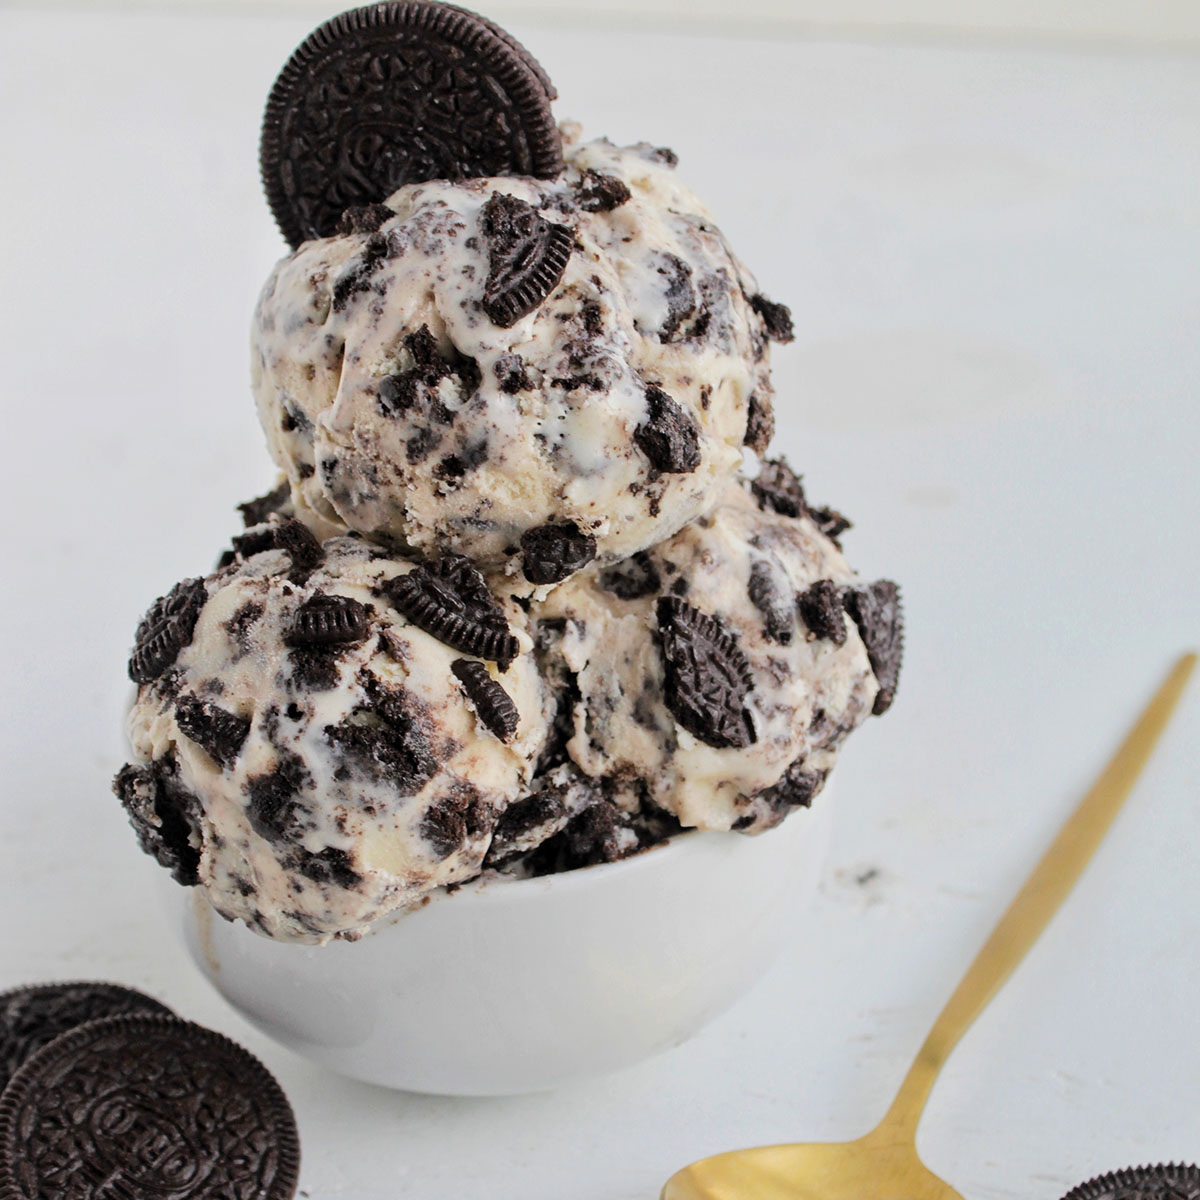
<box><xmin>171</xmin><ymin>796</ymin><xmax>832</xmax><ymax>1095</ymax></box>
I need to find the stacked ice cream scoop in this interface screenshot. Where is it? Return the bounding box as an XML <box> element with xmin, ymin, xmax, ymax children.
<box><xmin>115</xmin><ymin>3</ymin><xmax>902</xmax><ymax>943</ymax></box>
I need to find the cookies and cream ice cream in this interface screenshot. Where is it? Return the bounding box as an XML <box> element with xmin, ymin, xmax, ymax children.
<box><xmin>529</xmin><ymin>470</ymin><xmax>893</xmax><ymax>833</ymax></box>
<box><xmin>114</xmin><ymin>3</ymin><xmax>904</xmax><ymax>945</ymax></box>
<box><xmin>251</xmin><ymin>127</ymin><xmax>791</xmax><ymax>577</ymax></box>
<box><xmin>118</xmin><ymin>517</ymin><xmax>550</xmax><ymax>942</ymax></box>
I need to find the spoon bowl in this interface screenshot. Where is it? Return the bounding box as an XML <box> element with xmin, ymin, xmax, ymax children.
<box><xmin>661</xmin><ymin>654</ymin><xmax>1195</xmax><ymax>1200</ymax></box>
<box><xmin>664</xmin><ymin>1131</ymin><xmax>962</xmax><ymax>1200</ymax></box>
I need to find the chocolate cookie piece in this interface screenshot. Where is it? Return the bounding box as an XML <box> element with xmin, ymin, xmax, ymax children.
<box><xmin>521</xmin><ymin>522</ymin><xmax>597</xmax><ymax>585</ymax></box>
<box><xmin>113</xmin><ymin>762</ymin><xmax>203</xmax><ymax>885</ymax></box>
<box><xmin>748</xmin><ymin>559</ymin><xmax>794</xmax><ymax>644</ymax></box>
<box><xmin>232</xmin><ymin>517</ymin><xmax>324</xmax><ymax>571</ymax></box>
<box><xmin>750</xmin><ymin>460</ymin><xmax>853</xmax><ymax>546</ymax></box>
<box><xmin>655</xmin><ymin>253</ymin><xmax>697</xmax><ymax>342</ymax></box>
<box><xmin>843</xmin><ymin>580</ymin><xmax>903</xmax><ymax>715</ymax></box>
<box><xmin>1060</xmin><ymin>1166</ymin><xmax>1200</xmax><ymax>1200</ymax></box>
<box><xmin>599</xmin><ymin>551</ymin><xmax>661</xmax><ymax>600</ymax></box>
<box><xmin>743</xmin><ymin>391</ymin><xmax>775</xmax><ymax>454</ymax></box>
<box><xmin>0</xmin><ymin>1013</ymin><xmax>300</xmax><ymax>1200</ymax></box>
<box><xmin>480</xmin><ymin>192</ymin><xmax>574</xmax><ymax>327</ymax></box>
<box><xmin>237</xmin><ymin>479</ymin><xmax>291</xmax><ymax>527</ymax></box>
<box><xmin>325</xmin><ymin>695</ymin><xmax>437</xmax><ymax>796</ymax></box>
<box><xmin>485</xmin><ymin>768</ymin><xmax>598</xmax><ymax>863</ymax></box>
<box><xmin>128</xmin><ymin>578</ymin><xmax>207</xmax><ymax>684</ymax></box>
<box><xmin>656</xmin><ymin>596</ymin><xmax>756</xmax><ymax>749</ymax></box>
<box><xmin>288</xmin><ymin>592</ymin><xmax>369</xmax><ymax>646</ymax></box>
<box><xmin>750</xmin><ymin>457</ymin><xmax>807</xmax><ymax>518</ymax></box>
<box><xmin>0</xmin><ymin>982</ymin><xmax>172</xmax><ymax>1093</ymax></box>
<box><xmin>331</xmin><ymin>228</ymin><xmax>396</xmax><ymax>311</ymax></box>
<box><xmin>575</xmin><ymin>169</ymin><xmax>631</xmax><ymax>213</ymax></box>
<box><xmin>420</xmin><ymin>781</ymin><xmax>490</xmax><ymax>859</ymax></box>
<box><xmin>451</xmin><ymin>658</ymin><xmax>519</xmax><ymax>742</ymax></box>
<box><xmin>376</xmin><ymin>325</ymin><xmax>480</xmax><ymax>419</ymax></box>
<box><xmin>175</xmin><ymin>695</ymin><xmax>251</xmax><ymax>768</ymax></box>
<box><xmin>754</xmin><ymin>760</ymin><xmax>826</xmax><ymax>818</ymax></box>
<box><xmin>261</xmin><ymin>1</ymin><xmax>562</xmax><ymax>247</ymax></box>
<box><xmin>809</xmin><ymin>504</ymin><xmax>852</xmax><ymax>548</ymax></box>
<box><xmin>635</xmin><ymin>383</ymin><xmax>701</xmax><ymax>474</ymax></box>
<box><xmin>384</xmin><ymin>557</ymin><xmax>518</xmax><ymax>666</ymax></box>
<box><xmin>336</xmin><ymin>202</ymin><xmax>395</xmax><ymax>235</ymax></box>
<box><xmin>246</xmin><ymin>752</ymin><xmax>311</xmax><ymax>843</ymax></box>
<box><xmin>797</xmin><ymin>579</ymin><xmax>847</xmax><ymax>645</ymax></box>
<box><xmin>749</xmin><ymin>293</ymin><xmax>795</xmax><ymax>343</ymax></box>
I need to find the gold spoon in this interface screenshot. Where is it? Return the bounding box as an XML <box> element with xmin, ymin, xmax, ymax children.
<box><xmin>663</xmin><ymin>652</ymin><xmax>1196</xmax><ymax>1200</ymax></box>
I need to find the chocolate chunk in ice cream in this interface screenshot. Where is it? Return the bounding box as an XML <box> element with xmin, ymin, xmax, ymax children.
<box><xmin>657</xmin><ymin>596</ymin><xmax>757</xmax><ymax>750</ymax></box>
<box><xmin>797</xmin><ymin>579</ymin><xmax>847</xmax><ymax>645</ymax></box>
<box><xmin>521</xmin><ymin>522</ymin><xmax>598</xmax><ymax>585</ymax></box>
<box><xmin>481</xmin><ymin>193</ymin><xmax>574</xmax><ymax>327</ymax></box>
<box><xmin>844</xmin><ymin>580</ymin><xmax>904</xmax><ymax>715</ymax></box>
<box><xmin>175</xmin><ymin>696</ymin><xmax>251</xmax><ymax>768</ymax></box>
<box><xmin>128</xmin><ymin>578</ymin><xmax>207</xmax><ymax>684</ymax></box>
<box><xmin>384</xmin><ymin>557</ymin><xmax>519</xmax><ymax>666</ymax></box>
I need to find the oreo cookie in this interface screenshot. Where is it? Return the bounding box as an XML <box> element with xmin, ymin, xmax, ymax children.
<box><xmin>326</xmin><ymin>685</ymin><xmax>438</xmax><ymax>795</ymax></box>
<box><xmin>635</xmin><ymin>383</ymin><xmax>701</xmax><ymax>474</ymax></box>
<box><xmin>521</xmin><ymin>521</ymin><xmax>597</xmax><ymax>585</ymax></box>
<box><xmin>1060</xmin><ymin>1165</ymin><xmax>1200</xmax><ymax>1200</ymax></box>
<box><xmin>750</xmin><ymin>459</ymin><xmax>852</xmax><ymax>546</ymax></box>
<box><xmin>743</xmin><ymin>391</ymin><xmax>775</xmax><ymax>454</ymax></box>
<box><xmin>384</xmin><ymin>557</ymin><xmax>519</xmax><ymax>666</ymax></box>
<box><xmin>750</xmin><ymin>457</ymin><xmax>807</xmax><ymax>518</ymax></box>
<box><xmin>749</xmin><ymin>293</ymin><xmax>795</xmax><ymax>343</ymax></box>
<box><xmin>0</xmin><ymin>982</ymin><xmax>171</xmax><ymax>1093</ymax></box>
<box><xmin>288</xmin><ymin>592</ymin><xmax>369</xmax><ymax>645</ymax></box>
<box><xmin>0</xmin><ymin>1013</ymin><xmax>300</xmax><ymax>1200</ymax></box>
<box><xmin>747</xmin><ymin>559</ymin><xmax>795</xmax><ymax>644</ymax></box>
<box><xmin>656</xmin><ymin>596</ymin><xmax>756</xmax><ymax>750</ymax></box>
<box><xmin>844</xmin><ymin>580</ymin><xmax>903</xmax><ymax>715</ymax></box>
<box><xmin>599</xmin><ymin>551</ymin><xmax>661</xmax><ymax>600</ymax></box>
<box><xmin>575</xmin><ymin>169</ymin><xmax>631</xmax><ymax>213</ymax></box>
<box><xmin>237</xmin><ymin>479</ymin><xmax>291</xmax><ymax>527</ymax></box>
<box><xmin>481</xmin><ymin>193</ymin><xmax>574</xmax><ymax>327</ymax></box>
<box><xmin>261</xmin><ymin>1</ymin><xmax>563</xmax><ymax>247</ymax></box>
<box><xmin>754</xmin><ymin>760</ymin><xmax>826</xmax><ymax>818</ymax></box>
<box><xmin>113</xmin><ymin>761</ymin><xmax>203</xmax><ymax>886</ymax></box>
<box><xmin>232</xmin><ymin>517</ymin><xmax>324</xmax><ymax>571</ymax></box>
<box><xmin>336</xmin><ymin>202</ymin><xmax>395</xmax><ymax>235</ymax></box>
<box><xmin>175</xmin><ymin>695</ymin><xmax>251</xmax><ymax>768</ymax></box>
<box><xmin>128</xmin><ymin>578</ymin><xmax>207</xmax><ymax>684</ymax></box>
<box><xmin>452</xmin><ymin>658</ymin><xmax>520</xmax><ymax>742</ymax></box>
<box><xmin>797</xmin><ymin>579</ymin><xmax>847</xmax><ymax>645</ymax></box>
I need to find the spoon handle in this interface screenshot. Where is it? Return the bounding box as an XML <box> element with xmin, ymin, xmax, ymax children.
<box><xmin>876</xmin><ymin>652</ymin><xmax>1196</xmax><ymax>1142</ymax></box>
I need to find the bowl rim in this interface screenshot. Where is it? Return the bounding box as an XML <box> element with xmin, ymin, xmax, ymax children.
<box><xmin>369</xmin><ymin>801</ymin><xmax>827</xmax><ymax>919</ymax></box>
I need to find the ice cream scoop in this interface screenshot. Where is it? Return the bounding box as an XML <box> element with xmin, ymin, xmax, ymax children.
<box><xmin>117</xmin><ymin>518</ymin><xmax>550</xmax><ymax>943</ymax></box>
<box><xmin>529</xmin><ymin>468</ymin><xmax>899</xmax><ymax>832</ymax></box>
<box><xmin>251</xmin><ymin>127</ymin><xmax>791</xmax><ymax>578</ymax></box>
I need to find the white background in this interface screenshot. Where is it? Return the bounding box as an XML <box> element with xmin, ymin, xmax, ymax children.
<box><xmin>1</xmin><ymin>5</ymin><xmax>1199</xmax><ymax>1199</ymax></box>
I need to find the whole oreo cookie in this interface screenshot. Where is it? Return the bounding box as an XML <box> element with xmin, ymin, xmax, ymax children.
<box><xmin>0</xmin><ymin>1013</ymin><xmax>300</xmax><ymax>1200</ymax></box>
<box><xmin>0</xmin><ymin>981</ymin><xmax>171</xmax><ymax>1093</ymax></box>
<box><xmin>261</xmin><ymin>1</ymin><xmax>563</xmax><ymax>248</ymax></box>
<box><xmin>1060</xmin><ymin>1165</ymin><xmax>1200</xmax><ymax>1200</ymax></box>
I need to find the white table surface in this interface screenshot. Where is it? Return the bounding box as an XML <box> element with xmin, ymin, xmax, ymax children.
<box><xmin>1</xmin><ymin>9</ymin><xmax>1198</xmax><ymax>1199</ymax></box>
